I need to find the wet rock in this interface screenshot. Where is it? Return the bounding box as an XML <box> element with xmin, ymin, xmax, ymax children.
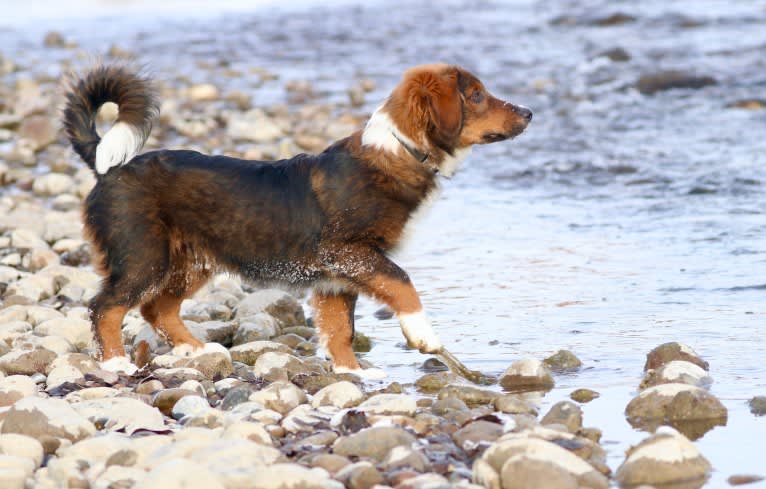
<box><xmin>0</xmin><ymin>348</ymin><xmax>56</xmax><ymax>375</ymax></box>
<box><xmin>43</xmin><ymin>31</ymin><xmax>67</xmax><ymax>47</ymax></box>
<box><xmin>641</xmin><ymin>360</ymin><xmax>713</xmax><ymax>389</ymax></box>
<box><xmin>625</xmin><ymin>383</ymin><xmax>727</xmax><ymax>437</ymax></box>
<box><xmin>416</xmin><ymin>371</ymin><xmax>460</xmax><ymax>393</ymax></box>
<box><xmin>748</xmin><ymin>396</ymin><xmax>766</xmax><ymax>416</ymax></box>
<box><xmin>636</xmin><ymin>71</ymin><xmax>716</xmax><ymax>95</ymax></box>
<box><xmin>453</xmin><ymin>420</ymin><xmax>505</xmax><ymax>451</ymax></box>
<box><xmin>249</xmin><ymin>380</ymin><xmax>307</xmax><ymax>415</ymax></box>
<box><xmin>499</xmin><ymin>359</ymin><xmax>554</xmax><ymax>392</ymax></box>
<box><xmin>494</xmin><ymin>395</ymin><xmax>538</xmax><ymax>415</ymax></box>
<box><xmin>478</xmin><ymin>437</ymin><xmax>609</xmax><ymax>489</ymax></box>
<box><xmin>233</xmin><ymin>314</ymin><xmax>281</xmax><ymax>344</ymax></box>
<box><xmin>727</xmin><ymin>99</ymin><xmax>766</xmax><ymax>110</ymax></box>
<box><xmin>543</xmin><ymin>350</ymin><xmax>582</xmax><ymax>372</ymax></box>
<box><xmin>615</xmin><ymin>427</ymin><xmax>711</xmax><ymax>488</ymax></box>
<box><xmin>591</xmin><ymin>12</ymin><xmax>636</xmax><ymax>26</ymax></box>
<box><xmin>570</xmin><ymin>388</ymin><xmax>600</xmax><ymax>403</ymax></box>
<box><xmin>358</xmin><ymin>393</ymin><xmax>417</xmax><ymax>416</ymax></box>
<box><xmin>728</xmin><ymin>474</ymin><xmax>765</xmax><ymax>486</ymax></box>
<box><xmin>373</xmin><ymin>306</ymin><xmax>394</xmax><ymax>320</ymax></box>
<box><xmin>171</xmin><ymin>395</ymin><xmax>210</xmax><ymax>420</ymax></box>
<box><xmin>438</xmin><ymin>384</ymin><xmax>500</xmax><ymax>406</ymax></box>
<box><xmin>431</xmin><ymin>396</ymin><xmax>469</xmax><ymax>416</ymax></box>
<box><xmin>188</xmin><ymin>320</ymin><xmax>236</xmax><ymax>344</ymax></box>
<box><xmin>352</xmin><ymin>331</ymin><xmax>372</xmax><ymax>352</ymax></box>
<box><xmin>541</xmin><ymin>401</ymin><xmax>583</xmax><ymax>433</ymax></box>
<box><xmin>252</xmin><ymin>351</ymin><xmax>310</xmax><ymax>380</ymax></box>
<box><xmin>312</xmin><ymin>380</ymin><xmax>364</xmax><ymax>408</ymax></box>
<box><xmin>600</xmin><ymin>47</ymin><xmax>631</xmax><ymax>62</ymax></box>
<box><xmin>2</xmin><ymin>396</ymin><xmax>95</xmax><ymax>445</ymax></box>
<box><xmin>336</xmin><ymin>461</ymin><xmax>383</xmax><ymax>489</ymax></box>
<box><xmin>0</xmin><ymin>375</ymin><xmax>37</xmax><ymax>407</ymax></box>
<box><xmin>333</xmin><ymin>426</ymin><xmax>417</xmax><ymax>461</ymax></box>
<box><xmin>644</xmin><ymin>342</ymin><xmax>709</xmax><ymax>372</ymax></box>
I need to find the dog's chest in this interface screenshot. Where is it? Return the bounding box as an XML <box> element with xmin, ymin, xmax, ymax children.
<box><xmin>392</xmin><ymin>186</ymin><xmax>442</xmax><ymax>251</ymax></box>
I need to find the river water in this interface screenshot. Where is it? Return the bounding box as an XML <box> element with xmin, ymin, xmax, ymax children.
<box><xmin>3</xmin><ymin>0</ymin><xmax>765</xmax><ymax>486</ymax></box>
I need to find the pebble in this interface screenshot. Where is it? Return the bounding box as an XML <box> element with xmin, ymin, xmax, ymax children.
<box><xmin>358</xmin><ymin>393</ymin><xmax>417</xmax><ymax>416</ymax></box>
<box><xmin>636</xmin><ymin>71</ymin><xmax>716</xmax><ymax>95</ymax></box>
<box><xmin>32</xmin><ymin>173</ymin><xmax>74</xmax><ymax>196</ymax></box>
<box><xmin>569</xmin><ymin>388</ymin><xmax>600</xmax><ymax>403</ymax></box>
<box><xmin>494</xmin><ymin>395</ymin><xmax>538</xmax><ymax>415</ymax></box>
<box><xmin>748</xmin><ymin>396</ymin><xmax>766</xmax><ymax>416</ymax></box>
<box><xmin>45</xmin><ymin>365</ymin><xmax>84</xmax><ymax>390</ymax></box>
<box><xmin>644</xmin><ymin>342</ymin><xmax>709</xmax><ymax>371</ymax></box>
<box><xmin>233</xmin><ymin>314</ymin><xmax>281</xmax><ymax>344</ymax></box>
<box><xmin>73</xmin><ymin>397</ymin><xmax>166</xmax><ymax>433</ymax></box>
<box><xmin>187</xmin><ymin>83</ymin><xmax>220</xmax><ymax>102</ymax></box>
<box><xmin>0</xmin><ymin>348</ymin><xmax>57</xmax><ymax>375</ymax></box>
<box><xmin>335</xmin><ymin>461</ymin><xmax>384</xmax><ymax>489</ymax></box>
<box><xmin>0</xmin><ymin>374</ymin><xmax>37</xmax><ymax>406</ymax></box>
<box><xmin>312</xmin><ymin>380</ymin><xmax>364</xmax><ymax>409</ymax></box>
<box><xmin>543</xmin><ymin>350</ymin><xmax>582</xmax><ymax>372</ymax></box>
<box><xmin>541</xmin><ymin>401</ymin><xmax>583</xmax><ymax>433</ymax></box>
<box><xmin>236</xmin><ymin>289</ymin><xmax>306</xmax><ymax>327</ymax></box>
<box><xmin>2</xmin><ymin>396</ymin><xmax>95</xmax><ymax>446</ymax></box>
<box><xmin>333</xmin><ymin>426</ymin><xmax>417</xmax><ymax>461</ymax></box>
<box><xmin>498</xmin><ymin>359</ymin><xmax>555</xmax><ymax>392</ymax></box>
<box><xmin>171</xmin><ymin>395</ymin><xmax>211</xmax><ymax>420</ymax></box>
<box><xmin>615</xmin><ymin>427</ymin><xmax>711</xmax><ymax>487</ymax></box>
<box><xmin>640</xmin><ymin>360</ymin><xmax>713</xmax><ymax>389</ymax></box>
<box><xmin>34</xmin><ymin>317</ymin><xmax>93</xmax><ymax>350</ymax></box>
<box><xmin>0</xmin><ymin>433</ymin><xmax>44</xmax><ymax>468</ymax></box>
<box><xmin>249</xmin><ymin>380</ymin><xmax>307</xmax><ymax>414</ymax></box>
<box><xmin>625</xmin><ymin>383</ymin><xmax>727</xmax><ymax>427</ymax></box>
<box><xmin>415</xmin><ymin>372</ymin><xmax>460</xmax><ymax>393</ymax></box>
<box><xmin>438</xmin><ymin>384</ymin><xmax>500</xmax><ymax>406</ymax></box>
<box><xmin>453</xmin><ymin>420</ymin><xmax>505</xmax><ymax>451</ymax></box>
<box><xmin>252</xmin><ymin>351</ymin><xmax>310</xmax><ymax>380</ymax></box>
<box><xmin>134</xmin><ymin>458</ymin><xmax>225</xmax><ymax>489</ymax></box>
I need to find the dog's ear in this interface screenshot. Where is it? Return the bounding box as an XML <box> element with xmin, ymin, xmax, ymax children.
<box><xmin>423</xmin><ymin>69</ymin><xmax>463</xmax><ymax>147</ymax></box>
<box><xmin>396</xmin><ymin>66</ymin><xmax>463</xmax><ymax>151</ymax></box>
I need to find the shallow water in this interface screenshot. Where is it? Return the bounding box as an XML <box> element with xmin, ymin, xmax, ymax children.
<box><xmin>3</xmin><ymin>0</ymin><xmax>766</xmax><ymax>485</ymax></box>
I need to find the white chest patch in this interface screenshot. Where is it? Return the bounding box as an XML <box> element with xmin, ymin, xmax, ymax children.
<box><xmin>395</xmin><ymin>185</ymin><xmax>441</xmax><ymax>252</ymax></box>
<box><xmin>362</xmin><ymin>107</ymin><xmax>418</xmax><ymax>156</ymax></box>
<box><xmin>440</xmin><ymin>146</ymin><xmax>472</xmax><ymax>177</ymax></box>
<box><xmin>95</xmin><ymin>121</ymin><xmax>143</xmax><ymax>174</ymax></box>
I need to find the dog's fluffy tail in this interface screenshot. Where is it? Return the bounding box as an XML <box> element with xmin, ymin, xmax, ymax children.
<box><xmin>63</xmin><ymin>65</ymin><xmax>159</xmax><ymax>175</ymax></box>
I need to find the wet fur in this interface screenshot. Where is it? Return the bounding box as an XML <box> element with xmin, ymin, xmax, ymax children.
<box><xmin>64</xmin><ymin>63</ymin><xmax>531</xmax><ymax>370</ymax></box>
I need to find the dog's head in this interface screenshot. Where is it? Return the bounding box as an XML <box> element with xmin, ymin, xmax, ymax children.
<box><xmin>380</xmin><ymin>63</ymin><xmax>532</xmax><ymax>174</ymax></box>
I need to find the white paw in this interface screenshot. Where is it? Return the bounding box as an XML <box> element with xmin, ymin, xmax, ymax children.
<box><xmin>335</xmin><ymin>366</ymin><xmax>388</xmax><ymax>380</ymax></box>
<box><xmin>398</xmin><ymin>310</ymin><xmax>443</xmax><ymax>353</ymax></box>
<box><xmin>100</xmin><ymin>356</ymin><xmax>139</xmax><ymax>375</ymax></box>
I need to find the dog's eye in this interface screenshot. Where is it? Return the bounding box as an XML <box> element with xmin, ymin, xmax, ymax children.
<box><xmin>470</xmin><ymin>91</ymin><xmax>484</xmax><ymax>103</ymax></box>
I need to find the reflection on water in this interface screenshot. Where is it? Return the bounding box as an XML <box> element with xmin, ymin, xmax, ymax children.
<box><xmin>1</xmin><ymin>0</ymin><xmax>764</xmax><ymax>485</ymax></box>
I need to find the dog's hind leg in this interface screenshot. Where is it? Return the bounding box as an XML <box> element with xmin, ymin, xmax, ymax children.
<box><xmin>140</xmin><ymin>269</ymin><xmax>210</xmax><ymax>356</ymax></box>
<box><xmin>311</xmin><ymin>290</ymin><xmax>360</xmax><ymax>371</ymax></box>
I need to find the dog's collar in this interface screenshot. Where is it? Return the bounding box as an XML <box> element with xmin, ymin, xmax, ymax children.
<box><xmin>391</xmin><ymin>131</ymin><xmax>430</xmax><ymax>165</ymax></box>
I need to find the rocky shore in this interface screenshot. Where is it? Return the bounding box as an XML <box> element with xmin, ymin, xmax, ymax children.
<box><xmin>1</xmin><ymin>10</ymin><xmax>766</xmax><ymax>488</ymax></box>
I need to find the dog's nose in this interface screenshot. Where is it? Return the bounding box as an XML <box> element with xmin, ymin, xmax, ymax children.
<box><xmin>514</xmin><ymin>105</ymin><xmax>533</xmax><ymax>122</ymax></box>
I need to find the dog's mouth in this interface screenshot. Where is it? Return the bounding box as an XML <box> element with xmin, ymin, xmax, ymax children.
<box><xmin>482</xmin><ymin>132</ymin><xmax>511</xmax><ymax>143</ymax></box>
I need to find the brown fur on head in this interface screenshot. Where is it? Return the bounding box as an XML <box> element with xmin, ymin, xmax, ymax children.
<box><xmin>384</xmin><ymin>64</ymin><xmax>532</xmax><ymax>164</ymax></box>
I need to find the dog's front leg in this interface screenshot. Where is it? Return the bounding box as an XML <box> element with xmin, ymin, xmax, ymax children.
<box><xmin>327</xmin><ymin>247</ymin><xmax>443</xmax><ymax>354</ymax></box>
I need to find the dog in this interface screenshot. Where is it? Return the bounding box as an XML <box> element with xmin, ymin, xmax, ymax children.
<box><xmin>63</xmin><ymin>63</ymin><xmax>532</xmax><ymax>378</ymax></box>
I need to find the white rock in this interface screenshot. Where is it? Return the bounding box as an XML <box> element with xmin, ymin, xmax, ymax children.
<box><xmin>0</xmin><ymin>375</ymin><xmax>37</xmax><ymax>406</ymax></box>
<box><xmin>252</xmin><ymin>352</ymin><xmax>306</xmax><ymax>379</ymax></box>
<box><xmin>187</xmin><ymin>83</ymin><xmax>220</xmax><ymax>102</ymax></box>
<box><xmin>0</xmin><ymin>465</ymin><xmax>27</xmax><ymax>489</ymax></box>
<box><xmin>227</xmin><ymin>109</ymin><xmax>284</xmax><ymax>143</ymax></box>
<box><xmin>222</xmin><ymin>421</ymin><xmax>273</xmax><ymax>446</ymax></box>
<box><xmin>35</xmin><ymin>318</ymin><xmax>93</xmax><ymax>350</ymax></box>
<box><xmin>1</xmin><ymin>396</ymin><xmax>95</xmax><ymax>443</ymax></box>
<box><xmin>46</xmin><ymin>365</ymin><xmax>85</xmax><ymax>390</ymax></box>
<box><xmin>24</xmin><ymin>305</ymin><xmax>63</xmax><ymax>326</ymax></box>
<box><xmin>282</xmin><ymin>404</ymin><xmax>332</xmax><ymax>434</ymax></box>
<box><xmin>172</xmin><ymin>395</ymin><xmax>210</xmax><ymax>420</ymax></box>
<box><xmin>92</xmin><ymin>465</ymin><xmax>147</xmax><ymax>489</ymax></box>
<box><xmin>312</xmin><ymin>381</ymin><xmax>364</xmax><ymax>409</ymax></box>
<box><xmin>9</xmin><ymin>229</ymin><xmax>48</xmax><ymax>249</ymax></box>
<box><xmin>135</xmin><ymin>458</ymin><xmax>225</xmax><ymax>489</ymax></box>
<box><xmin>249</xmin><ymin>381</ymin><xmax>307</xmax><ymax>415</ymax></box>
<box><xmin>358</xmin><ymin>393</ymin><xmax>417</xmax><ymax>416</ymax></box>
<box><xmin>0</xmin><ymin>433</ymin><xmax>44</xmax><ymax>468</ymax></box>
<box><xmin>0</xmin><ymin>321</ymin><xmax>32</xmax><ymax>346</ymax></box>
<box><xmin>72</xmin><ymin>397</ymin><xmax>166</xmax><ymax>434</ymax></box>
<box><xmin>0</xmin><ymin>455</ymin><xmax>36</xmax><ymax>484</ymax></box>
<box><xmin>4</xmin><ymin>274</ymin><xmax>55</xmax><ymax>301</ymax></box>
<box><xmin>188</xmin><ymin>439</ymin><xmax>285</xmax><ymax>487</ymax></box>
<box><xmin>230</xmin><ymin>340</ymin><xmax>290</xmax><ymax>364</ymax></box>
<box><xmin>33</xmin><ymin>173</ymin><xmax>74</xmax><ymax>196</ymax></box>
<box><xmin>233</xmin><ymin>314</ymin><xmax>281</xmax><ymax>344</ymax></box>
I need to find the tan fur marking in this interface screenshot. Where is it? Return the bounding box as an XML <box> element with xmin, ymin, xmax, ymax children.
<box><xmin>364</xmin><ymin>274</ymin><xmax>423</xmax><ymax>315</ymax></box>
<box><xmin>140</xmin><ymin>293</ymin><xmax>204</xmax><ymax>349</ymax></box>
<box><xmin>97</xmin><ymin>306</ymin><xmax>129</xmax><ymax>360</ymax></box>
<box><xmin>311</xmin><ymin>291</ymin><xmax>360</xmax><ymax>370</ymax></box>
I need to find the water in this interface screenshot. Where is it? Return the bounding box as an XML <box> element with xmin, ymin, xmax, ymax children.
<box><xmin>2</xmin><ymin>0</ymin><xmax>765</xmax><ymax>485</ymax></box>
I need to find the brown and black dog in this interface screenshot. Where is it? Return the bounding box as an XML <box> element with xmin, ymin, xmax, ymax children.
<box><xmin>63</xmin><ymin>63</ymin><xmax>531</xmax><ymax>377</ymax></box>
